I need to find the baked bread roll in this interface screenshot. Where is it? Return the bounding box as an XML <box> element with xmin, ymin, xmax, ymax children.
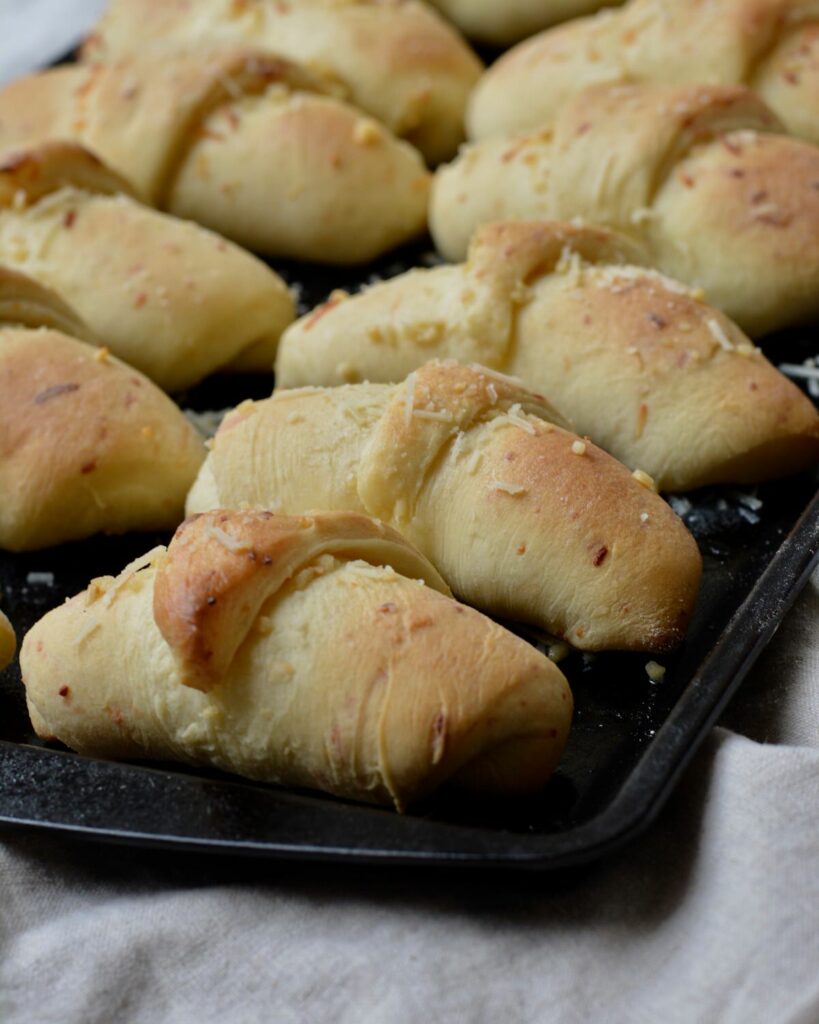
<box><xmin>0</xmin><ymin>609</ymin><xmax>15</xmax><ymax>671</ymax></box>
<box><xmin>81</xmin><ymin>0</ymin><xmax>483</xmax><ymax>165</ymax></box>
<box><xmin>468</xmin><ymin>0</ymin><xmax>819</xmax><ymax>146</ymax></box>
<box><xmin>431</xmin><ymin>83</ymin><xmax>819</xmax><ymax>337</ymax></box>
<box><xmin>187</xmin><ymin>361</ymin><xmax>702</xmax><ymax>651</ymax></box>
<box><xmin>0</xmin><ymin>276</ymin><xmax>205</xmax><ymax>550</ymax></box>
<box><xmin>0</xmin><ymin>143</ymin><xmax>294</xmax><ymax>390</ymax></box>
<box><xmin>429</xmin><ymin>0</ymin><xmax>623</xmax><ymax>47</ymax></box>
<box><xmin>277</xmin><ymin>221</ymin><xmax>819</xmax><ymax>492</ymax></box>
<box><xmin>0</xmin><ymin>50</ymin><xmax>429</xmax><ymax>264</ymax></box>
<box><xmin>0</xmin><ymin>256</ymin><xmax>97</xmax><ymax>342</ymax></box>
<box><xmin>20</xmin><ymin>510</ymin><xmax>574</xmax><ymax>810</ymax></box>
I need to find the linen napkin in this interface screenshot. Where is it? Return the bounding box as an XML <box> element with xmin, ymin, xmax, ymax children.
<box><xmin>1</xmin><ymin>573</ymin><xmax>817</xmax><ymax>1024</ymax></box>
<box><xmin>0</xmin><ymin>0</ymin><xmax>107</xmax><ymax>86</ymax></box>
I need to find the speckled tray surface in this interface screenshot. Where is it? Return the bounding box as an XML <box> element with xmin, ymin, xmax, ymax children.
<box><xmin>1</xmin><ymin>239</ymin><xmax>817</xmax><ymax>869</ymax></box>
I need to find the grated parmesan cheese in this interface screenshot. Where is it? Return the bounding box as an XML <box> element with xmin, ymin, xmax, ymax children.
<box><xmin>466</xmin><ymin>449</ymin><xmax>483</xmax><ymax>475</ymax></box>
<box><xmin>74</xmin><ymin>614</ymin><xmax>102</xmax><ymax>646</ymax></box>
<box><xmin>346</xmin><ymin>561</ymin><xmax>400</xmax><ymax>580</ymax></box>
<box><xmin>450</xmin><ymin>430</ymin><xmax>468</xmax><ymax>462</ymax></box>
<box><xmin>707</xmin><ymin>318</ymin><xmax>734</xmax><ymax>351</ymax></box>
<box><xmin>205</xmin><ymin>524</ymin><xmax>252</xmax><ymax>553</ymax></box>
<box><xmin>470</xmin><ymin>364</ymin><xmax>526</xmax><ymax>390</ymax></box>
<box><xmin>492</xmin><ymin>480</ymin><xmax>527</xmax><ymax>495</ymax></box>
<box><xmin>353</xmin><ymin>118</ymin><xmax>381</xmax><ymax>145</ymax></box>
<box><xmin>591</xmin><ymin>263</ymin><xmax>696</xmax><ymax>297</ymax></box>
<box><xmin>403</xmin><ymin>371</ymin><xmax>417</xmax><ymax>427</ymax></box>
<box><xmin>738</xmin><ymin>492</ymin><xmax>763</xmax><ymax>512</ymax></box>
<box><xmin>412</xmin><ymin>408</ymin><xmax>454</xmax><ymax>423</ymax></box>
<box><xmin>557</xmin><ymin>246</ymin><xmax>584</xmax><ymax>287</ymax></box>
<box><xmin>632</xmin><ymin>468</ymin><xmax>657</xmax><ymax>492</ymax></box>
<box><xmin>779</xmin><ymin>361</ymin><xmax>819</xmax><ymax>381</ymax></box>
<box><xmin>669</xmin><ymin>496</ymin><xmax>693</xmax><ymax>517</ymax></box>
<box><xmin>26</xmin><ymin>571</ymin><xmax>55</xmax><ymax>586</ymax></box>
<box><xmin>506</xmin><ymin>402</ymin><xmax>537</xmax><ymax>435</ymax></box>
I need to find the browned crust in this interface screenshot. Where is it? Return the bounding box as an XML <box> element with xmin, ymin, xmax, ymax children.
<box><xmin>153</xmin><ymin>509</ymin><xmax>450</xmax><ymax>691</ymax></box>
<box><xmin>0</xmin><ymin>142</ymin><xmax>136</xmax><ymax>208</ymax></box>
<box><xmin>79</xmin><ymin>0</ymin><xmax>483</xmax><ymax>163</ymax></box>
<box><xmin>0</xmin><ymin>48</ymin><xmax>333</xmax><ymax>205</ymax></box>
<box><xmin>358</xmin><ymin>359</ymin><xmax>569</xmax><ymax>524</ymax></box>
<box><xmin>0</xmin><ymin>327</ymin><xmax>204</xmax><ymax>550</ymax></box>
<box><xmin>467</xmin><ymin>219</ymin><xmax>647</xmax><ymax>284</ymax></box>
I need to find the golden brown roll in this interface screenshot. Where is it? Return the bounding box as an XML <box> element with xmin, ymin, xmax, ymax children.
<box><xmin>188</xmin><ymin>361</ymin><xmax>702</xmax><ymax>652</ymax></box>
<box><xmin>431</xmin><ymin>83</ymin><xmax>819</xmax><ymax>337</ymax></box>
<box><xmin>0</xmin><ymin>276</ymin><xmax>205</xmax><ymax>550</ymax></box>
<box><xmin>0</xmin><ymin>609</ymin><xmax>15</xmax><ymax>671</ymax></box>
<box><xmin>276</xmin><ymin>221</ymin><xmax>819</xmax><ymax>491</ymax></box>
<box><xmin>81</xmin><ymin>0</ymin><xmax>483</xmax><ymax>165</ymax></box>
<box><xmin>429</xmin><ymin>0</ymin><xmax>623</xmax><ymax>46</ymax></box>
<box><xmin>468</xmin><ymin>0</ymin><xmax>819</xmax><ymax>146</ymax></box>
<box><xmin>0</xmin><ymin>50</ymin><xmax>430</xmax><ymax>264</ymax></box>
<box><xmin>0</xmin><ymin>143</ymin><xmax>294</xmax><ymax>389</ymax></box>
<box><xmin>21</xmin><ymin>510</ymin><xmax>574</xmax><ymax>810</ymax></box>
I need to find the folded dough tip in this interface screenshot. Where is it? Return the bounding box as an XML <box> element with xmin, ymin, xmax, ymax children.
<box><xmin>20</xmin><ymin>509</ymin><xmax>573</xmax><ymax>810</ymax></box>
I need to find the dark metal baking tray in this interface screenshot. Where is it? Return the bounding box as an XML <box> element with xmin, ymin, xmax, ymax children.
<box><xmin>1</xmin><ymin>239</ymin><xmax>817</xmax><ymax>869</ymax></box>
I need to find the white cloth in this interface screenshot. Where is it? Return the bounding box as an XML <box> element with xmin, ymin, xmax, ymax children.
<box><xmin>1</xmin><ymin>8</ymin><xmax>818</xmax><ymax>1023</ymax></box>
<box><xmin>2</xmin><ymin>575</ymin><xmax>818</xmax><ymax>1024</ymax></box>
<box><xmin>0</xmin><ymin>0</ymin><xmax>108</xmax><ymax>86</ymax></box>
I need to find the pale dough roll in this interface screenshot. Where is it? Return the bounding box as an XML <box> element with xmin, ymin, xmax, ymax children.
<box><xmin>168</xmin><ymin>91</ymin><xmax>430</xmax><ymax>265</ymax></box>
<box><xmin>0</xmin><ymin>260</ymin><xmax>97</xmax><ymax>342</ymax></box>
<box><xmin>431</xmin><ymin>128</ymin><xmax>558</xmax><ymax>262</ymax></box>
<box><xmin>187</xmin><ymin>362</ymin><xmax>702</xmax><ymax>652</ymax></box>
<box><xmin>467</xmin><ymin>0</ymin><xmax>819</xmax><ymax>147</ymax></box>
<box><xmin>0</xmin><ymin>326</ymin><xmax>205</xmax><ymax>551</ymax></box>
<box><xmin>21</xmin><ymin>510</ymin><xmax>573</xmax><ymax>810</ymax></box>
<box><xmin>0</xmin><ymin>609</ymin><xmax>15</xmax><ymax>671</ymax></box>
<box><xmin>645</xmin><ymin>129</ymin><xmax>819</xmax><ymax>338</ymax></box>
<box><xmin>82</xmin><ymin>0</ymin><xmax>484</xmax><ymax>164</ymax></box>
<box><xmin>0</xmin><ymin>144</ymin><xmax>294</xmax><ymax>389</ymax></box>
<box><xmin>0</xmin><ymin>51</ymin><xmax>430</xmax><ymax>264</ymax></box>
<box><xmin>431</xmin><ymin>84</ymin><xmax>819</xmax><ymax>336</ymax></box>
<box><xmin>429</xmin><ymin>0</ymin><xmax>622</xmax><ymax>46</ymax></box>
<box><xmin>275</xmin><ymin>221</ymin><xmax>819</xmax><ymax>491</ymax></box>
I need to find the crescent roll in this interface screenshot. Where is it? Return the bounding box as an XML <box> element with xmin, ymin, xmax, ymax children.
<box><xmin>0</xmin><ymin>276</ymin><xmax>205</xmax><ymax>550</ymax></box>
<box><xmin>0</xmin><ymin>609</ymin><xmax>15</xmax><ymax>671</ymax></box>
<box><xmin>20</xmin><ymin>510</ymin><xmax>574</xmax><ymax>810</ymax></box>
<box><xmin>468</xmin><ymin>0</ymin><xmax>819</xmax><ymax>147</ymax></box>
<box><xmin>187</xmin><ymin>361</ymin><xmax>702</xmax><ymax>652</ymax></box>
<box><xmin>0</xmin><ymin>258</ymin><xmax>97</xmax><ymax>342</ymax></box>
<box><xmin>276</xmin><ymin>221</ymin><xmax>819</xmax><ymax>492</ymax></box>
<box><xmin>431</xmin><ymin>83</ymin><xmax>819</xmax><ymax>337</ymax></box>
<box><xmin>81</xmin><ymin>0</ymin><xmax>483</xmax><ymax>165</ymax></box>
<box><xmin>429</xmin><ymin>0</ymin><xmax>623</xmax><ymax>46</ymax></box>
<box><xmin>0</xmin><ymin>50</ymin><xmax>429</xmax><ymax>264</ymax></box>
<box><xmin>0</xmin><ymin>143</ymin><xmax>294</xmax><ymax>390</ymax></box>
